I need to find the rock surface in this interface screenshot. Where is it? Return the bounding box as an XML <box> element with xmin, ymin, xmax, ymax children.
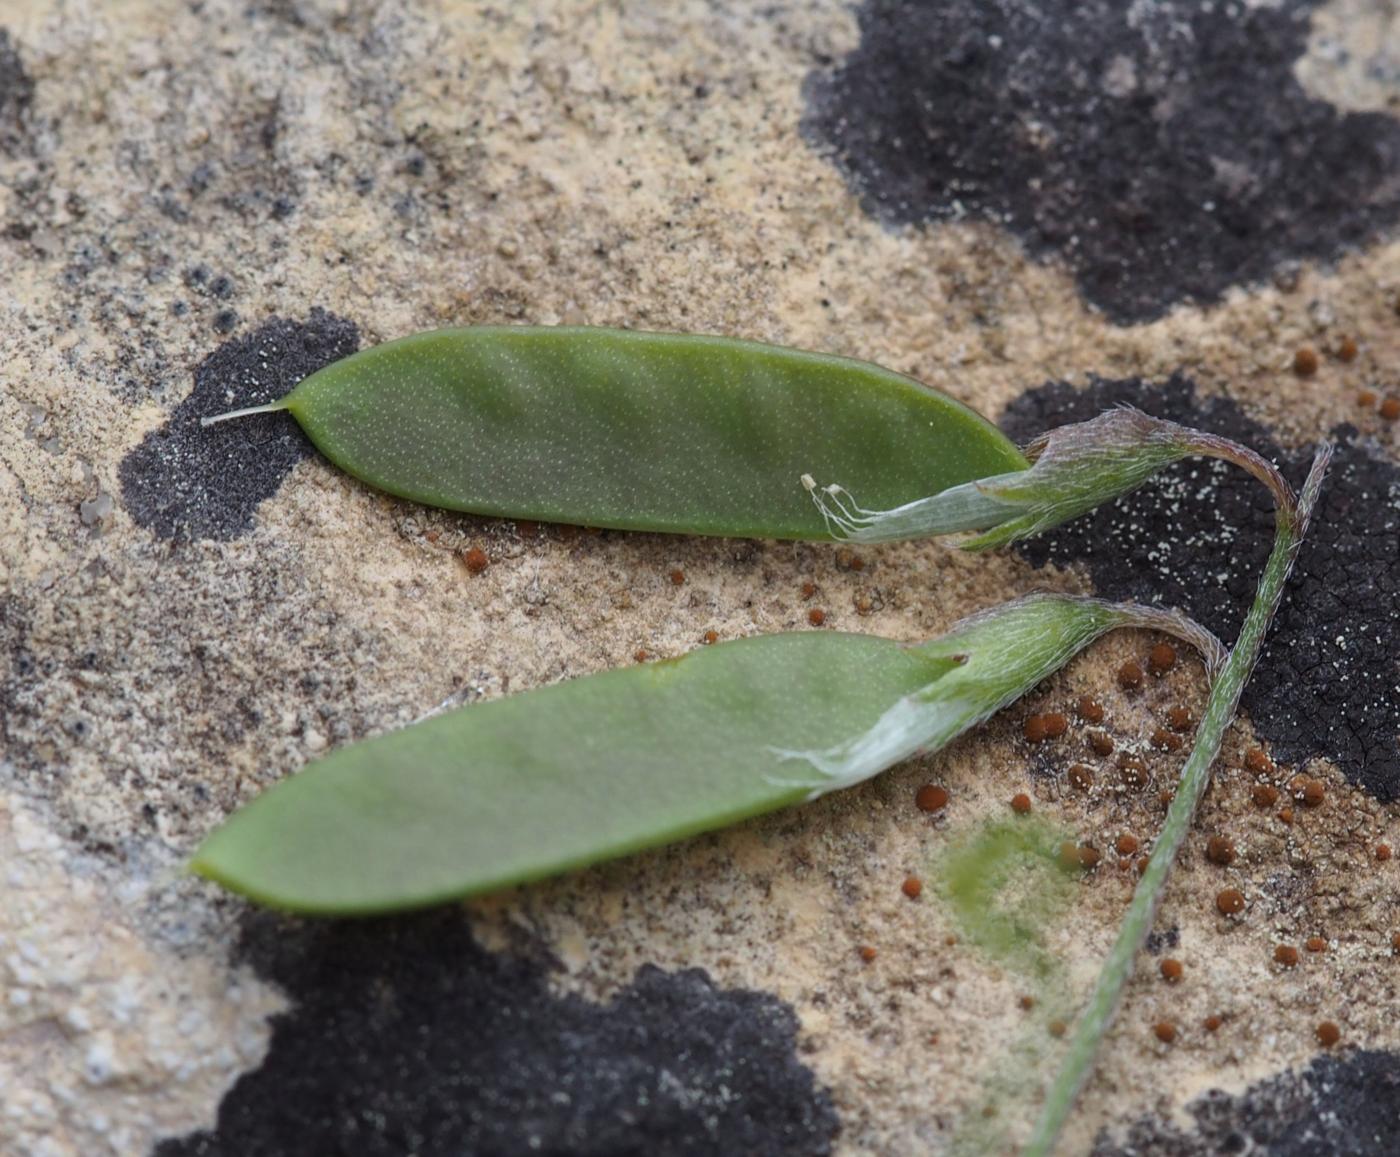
<box><xmin>2</xmin><ymin>1</ymin><xmax>1399</xmax><ymax>1154</ymax></box>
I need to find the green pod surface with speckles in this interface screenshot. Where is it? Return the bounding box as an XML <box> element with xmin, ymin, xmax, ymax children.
<box><xmin>226</xmin><ymin>326</ymin><xmax>1027</xmax><ymax>539</ymax></box>
<box><xmin>191</xmin><ymin>595</ymin><xmax>1179</xmax><ymax>915</ymax></box>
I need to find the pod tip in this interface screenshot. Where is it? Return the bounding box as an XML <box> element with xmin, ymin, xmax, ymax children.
<box><xmin>200</xmin><ymin>401</ymin><xmax>288</xmax><ymax>428</ymax></box>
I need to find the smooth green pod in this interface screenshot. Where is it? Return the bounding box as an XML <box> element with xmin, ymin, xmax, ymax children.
<box><xmin>203</xmin><ymin>326</ymin><xmax>1027</xmax><ymax>539</ymax></box>
<box><xmin>192</xmin><ymin>595</ymin><xmax>1221</xmax><ymax>915</ymax></box>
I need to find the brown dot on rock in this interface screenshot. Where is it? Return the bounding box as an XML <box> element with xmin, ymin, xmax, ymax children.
<box><xmin>1205</xmin><ymin>836</ymin><xmax>1236</xmax><ymax>866</ymax></box>
<box><xmin>1274</xmin><ymin>944</ymin><xmax>1300</xmax><ymax>967</ymax></box>
<box><xmin>916</xmin><ymin>784</ymin><xmax>950</xmax><ymax>813</ymax></box>
<box><xmin>1118</xmin><ymin>753</ymin><xmax>1149</xmax><ymax>788</ymax></box>
<box><xmin>1077</xmin><ymin>845</ymin><xmax>1101</xmax><ymax>869</ymax></box>
<box><xmin>1049</xmin><ymin>1020</ymin><xmax>1067</xmax><ymax>1038</ymax></box>
<box><xmin>1152</xmin><ymin>728</ymin><xmax>1183</xmax><ymax>752</ymax></box>
<box><xmin>1293</xmin><ymin>347</ymin><xmax>1319</xmax><ymax>377</ymax></box>
<box><xmin>801</xmin><ymin>581</ymin><xmax>817</xmax><ymax>599</ymax></box>
<box><xmin>1279</xmin><ymin>806</ymin><xmax>1295</xmax><ymax>825</ymax></box>
<box><xmin>1291</xmin><ymin>778</ymin><xmax>1326</xmax><ymax>807</ymax></box>
<box><xmin>1377</xmin><ymin>843</ymin><xmax>1393</xmax><ymax>862</ymax></box>
<box><xmin>1116</xmin><ymin>833</ymin><xmax>1140</xmax><ymax>856</ymax></box>
<box><xmin>1216</xmin><ymin>887</ymin><xmax>1246</xmax><ymax>916</ymax></box>
<box><xmin>1089</xmin><ymin>730</ymin><xmax>1115</xmax><ymax>757</ymax></box>
<box><xmin>1019</xmin><ymin>994</ymin><xmax>1036</xmax><ymax>1010</ymax></box>
<box><xmin>1077</xmin><ymin>696</ymin><xmax>1104</xmax><ymax>723</ymax></box>
<box><xmin>1167</xmin><ymin>705</ymin><xmax>1194</xmax><ymax>732</ymax></box>
<box><xmin>1118</xmin><ymin>660</ymin><xmax>1143</xmax><ymax>690</ymax></box>
<box><xmin>1305</xmin><ymin>936</ymin><xmax>1327</xmax><ymax>954</ymax></box>
<box><xmin>1244</xmin><ymin>747</ymin><xmax>1274</xmax><ymax>774</ymax></box>
<box><xmin>902</xmin><ymin>876</ymin><xmax>922</xmax><ymax>899</ymax></box>
<box><xmin>1337</xmin><ymin>336</ymin><xmax>1359</xmax><ymax>363</ymax></box>
<box><xmin>1251</xmin><ymin>784</ymin><xmax>1280</xmax><ymax>808</ymax></box>
<box><xmin>1024</xmin><ymin>715</ymin><xmax>1048</xmax><ymax>743</ymax></box>
<box><xmin>1382</xmin><ymin>396</ymin><xmax>1400</xmax><ymax>422</ymax></box>
<box><xmin>702</xmin><ymin>630</ymin><xmax>719</xmax><ymax>645</ymax></box>
<box><xmin>669</xmin><ymin>568</ymin><xmax>686</xmax><ymax>585</ymax></box>
<box><xmin>1068</xmin><ymin>764</ymin><xmax>1095</xmax><ymax>791</ymax></box>
<box><xmin>1011</xmin><ymin>793</ymin><xmax>1032</xmax><ymax>814</ymax></box>
<box><xmin>1042</xmin><ymin>712</ymin><xmax>1068</xmax><ymax>739</ymax></box>
<box><xmin>1160</xmin><ymin>958</ymin><xmax>1183</xmax><ymax>982</ymax></box>
<box><xmin>1148</xmin><ymin>642</ymin><xmax>1177</xmax><ymax>675</ymax></box>
<box><xmin>1153</xmin><ymin>1021</ymin><xmax>1177</xmax><ymax>1044</ymax></box>
<box><xmin>807</xmin><ymin>607</ymin><xmax>827</xmax><ymax>627</ymax></box>
<box><xmin>1203</xmin><ymin>1015</ymin><xmax>1223</xmax><ymax>1032</ymax></box>
<box><xmin>1359</xmin><ymin>388</ymin><xmax>1379</xmax><ymax>408</ymax></box>
<box><xmin>460</xmin><ymin>546</ymin><xmax>489</xmax><ymax>575</ymax></box>
<box><xmin>858</xmin><ymin>946</ymin><xmax>878</xmax><ymax>963</ymax></box>
<box><xmin>633</xmin><ymin>649</ymin><xmax>649</xmax><ymax>663</ymax></box>
<box><xmin>1316</xmin><ymin>1021</ymin><xmax>1341</xmax><ymax>1047</ymax></box>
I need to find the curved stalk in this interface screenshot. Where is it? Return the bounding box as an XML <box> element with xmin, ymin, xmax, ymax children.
<box><xmin>1022</xmin><ymin>443</ymin><xmax>1332</xmax><ymax>1156</ymax></box>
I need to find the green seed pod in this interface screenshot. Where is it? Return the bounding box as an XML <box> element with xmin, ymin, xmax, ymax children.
<box><xmin>202</xmin><ymin>326</ymin><xmax>1027</xmax><ymax>539</ymax></box>
<box><xmin>192</xmin><ymin>594</ymin><xmax>1220</xmax><ymax>915</ymax></box>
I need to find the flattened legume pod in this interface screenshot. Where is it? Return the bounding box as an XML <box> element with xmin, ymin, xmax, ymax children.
<box><xmin>192</xmin><ymin>595</ymin><xmax>1221</xmax><ymax>915</ymax></box>
<box><xmin>204</xmin><ymin>326</ymin><xmax>1027</xmax><ymax>539</ymax></box>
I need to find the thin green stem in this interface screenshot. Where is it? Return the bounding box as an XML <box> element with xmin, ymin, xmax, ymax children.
<box><xmin>1022</xmin><ymin>443</ymin><xmax>1332</xmax><ymax>1157</ymax></box>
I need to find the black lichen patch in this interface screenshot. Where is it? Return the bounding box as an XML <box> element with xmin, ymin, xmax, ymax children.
<box><xmin>1003</xmin><ymin>377</ymin><xmax>1400</xmax><ymax>799</ymax></box>
<box><xmin>119</xmin><ymin>309</ymin><xmax>358</xmax><ymax>541</ymax></box>
<box><xmin>804</xmin><ymin>1</ymin><xmax>1400</xmax><ymax>324</ymax></box>
<box><xmin>154</xmin><ymin>912</ymin><xmax>839</xmax><ymax>1157</ymax></box>
<box><xmin>1094</xmin><ymin>1048</ymin><xmax>1400</xmax><ymax>1156</ymax></box>
<box><xmin>0</xmin><ymin>29</ymin><xmax>33</xmax><ymax>156</ymax></box>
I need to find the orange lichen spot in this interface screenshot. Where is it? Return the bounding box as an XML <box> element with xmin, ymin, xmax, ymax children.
<box><xmin>1316</xmin><ymin>1022</ymin><xmax>1341</xmax><ymax>1047</ymax></box>
<box><xmin>1136</xmin><ymin>855</ymin><xmax>1150</xmax><ymax>875</ymax></box>
<box><xmin>633</xmin><ymin>649</ymin><xmax>649</xmax><ymax>663</ymax></box>
<box><xmin>1159</xmin><ymin>788</ymin><xmax>1175</xmax><ymax>808</ymax></box>
<box><xmin>1042</xmin><ymin>712</ymin><xmax>1069</xmax><ymax>739</ymax></box>
<box><xmin>1160</xmin><ymin>958</ymin><xmax>1183</xmax><ymax>982</ymax></box>
<box><xmin>1011</xmin><ymin>793</ymin><xmax>1033</xmax><ymax>815</ymax></box>
<box><xmin>460</xmin><ymin>546</ymin><xmax>490</xmax><ymax>575</ymax></box>
<box><xmin>859</xmin><ymin>945</ymin><xmax>878</xmax><ymax>962</ymax></box>
<box><xmin>1292</xmin><ymin>347</ymin><xmax>1319</xmax><ymax>377</ymax></box>
<box><xmin>1377</xmin><ymin>844</ymin><xmax>1393</xmax><ymax>862</ymax></box>
<box><xmin>1293</xmin><ymin>778</ymin><xmax>1326</xmax><ymax>808</ymax></box>
<box><xmin>1148</xmin><ymin>642</ymin><xmax>1177</xmax><ymax>675</ymax></box>
<box><xmin>915</xmin><ymin>784</ymin><xmax>949</xmax><ymax>814</ymax></box>
<box><xmin>1251</xmin><ymin>784</ymin><xmax>1280</xmax><ymax>808</ymax></box>
<box><xmin>1382</xmin><ymin>396</ymin><xmax>1400</xmax><ymax>422</ymax></box>
<box><xmin>1358</xmin><ymin>388</ymin><xmax>1379</xmax><ymax>408</ymax></box>
<box><xmin>1152</xmin><ymin>729</ymin><xmax>1184</xmax><ymax>753</ymax></box>
<box><xmin>800</xmin><ymin>580</ymin><xmax>817</xmax><ymax>599</ymax></box>
<box><xmin>702</xmin><ymin>630</ymin><xmax>719</xmax><ymax>645</ymax></box>
<box><xmin>945</xmin><ymin>935</ymin><xmax>958</xmax><ymax>947</ymax></box>
<box><xmin>1077</xmin><ymin>696</ymin><xmax>1105</xmax><ymax>724</ymax></box>
<box><xmin>1118</xmin><ymin>660</ymin><xmax>1143</xmax><ymax>690</ymax></box>
<box><xmin>1078</xmin><ymin>845</ymin><xmax>1101</xmax><ymax>869</ymax></box>
<box><xmin>1337</xmin><ymin>336</ymin><xmax>1359</xmax><ymax>363</ymax></box>
<box><xmin>1244</xmin><ymin>747</ymin><xmax>1274</xmax><ymax>775</ymax></box>
<box><xmin>1205</xmin><ymin>836</ymin><xmax>1237</xmax><ymax>866</ymax></box>
<box><xmin>1153</xmin><ymin>1021</ymin><xmax>1177</xmax><ymax>1044</ymax></box>
<box><xmin>1116</xmin><ymin>834</ymin><xmax>1140</xmax><ymax>856</ymax></box>
<box><xmin>1019</xmin><ymin>994</ymin><xmax>1036</xmax><ymax>1011</ymax></box>
<box><xmin>1049</xmin><ymin>1020</ymin><xmax>1067</xmax><ymax>1038</ymax></box>
<box><xmin>1216</xmin><ymin>887</ymin><xmax>1246</xmax><ymax>916</ymax></box>
<box><xmin>1306</xmin><ymin>936</ymin><xmax>1327</xmax><ymax>954</ymax></box>
<box><xmin>1203</xmin><ymin>1015</ymin><xmax>1223</xmax><ymax>1032</ymax></box>
<box><xmin>669</xmin><ymin>568</ymin><xmax>686</xmax><ymax>586</ymax></box>
<box><xmin>1024</xmin><ymin>715</ymin><xmax>1048</xmax><ymax>743</ymax></box>
<box><xmin>1278</xmin><ymin>806</ymin><xmax>1295</xmax><ymax>825</ymax></box>
<box><xmin>1089</xmin><ymin>730</ymin><xmax>1115</xmax><ymax>757</ymax></box>
<box><xmin>807</xmin><ymin>607</ymin><xmax>827</xmax><ymax>627</ymax></box>
<box><xmin>1167</xmin><ymin>706</ymin><xmax>1194</xmax><ymax>732</ymax></box>
<box><xmin>1118</xmin><ymin>753</ymin><xmax>1149</xmax><ymax>788</ymax></box>
<box><xmin>424</xmin><ymin>529</ymin><xmax>441</xmax><ymax>543</ymax></box>
<box><xmin>1274</xmin><ymin>944</ymin><xmax>1300</xmax><ymax>968</ymax></box>
<box><xmin>1068</xmin><ymin>764</ymin><xmax>1095</xmax><ymax>791</ymax></box>
<box><xmin>902</xmin><ymin>876</ymin><xmax>923</xmax><ymax>900</ymax></box>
